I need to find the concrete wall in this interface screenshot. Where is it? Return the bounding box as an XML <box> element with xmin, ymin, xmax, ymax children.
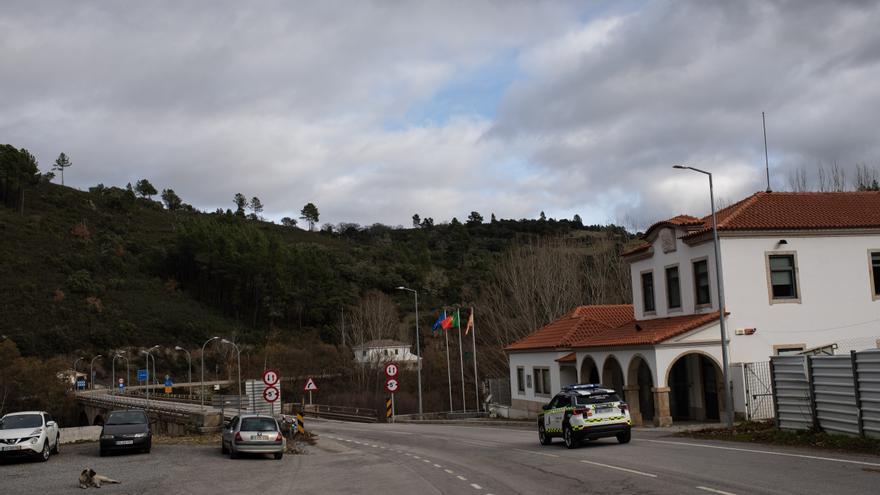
<box><xmin>60</xmin><ymin>426</ymin><xmax>102</xmax><ymax>444</ymax></box>
<box><xmin>508</xmin><ymin>351</ymin><xmax>573</xmax><ymax>415</ymax></box>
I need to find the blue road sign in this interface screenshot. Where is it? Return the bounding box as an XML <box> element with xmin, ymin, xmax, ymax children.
<box><xmin>76</xmin><ymin>378</ymin><xmax>86</xmax><ymax>390</ymax></box>
<box><xmin>137</xmin><ymin>369</ymin><xmax>148</xmax><ymax>381</ymax></box>
<box><xmin>164</xmin><ymin>376</ymin><xmax>172</xmax><ymax>387</ymax></box>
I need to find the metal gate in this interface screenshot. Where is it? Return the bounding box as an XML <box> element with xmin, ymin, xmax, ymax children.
<box><xmin>743</xmin><ymin>361</ymin><xmax>775</xmax><ymax>420</ymax></box>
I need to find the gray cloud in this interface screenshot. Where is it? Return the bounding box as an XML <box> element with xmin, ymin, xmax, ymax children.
<box><xmin>2</xmin><ymin>1</ymin><xmax>879</xmax><ymax>228</ymax></box>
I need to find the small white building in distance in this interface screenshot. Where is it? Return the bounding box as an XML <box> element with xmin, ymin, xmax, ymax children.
<box><xmin>353</xmin><ymin>339</ymin><xmax>421</xmax><ymax>367</ymax></box>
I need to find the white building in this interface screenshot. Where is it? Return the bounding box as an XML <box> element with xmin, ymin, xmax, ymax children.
<box><xmin>353</xmin><ymin>339</ymin><xmax>421</xmax><ymax>367</ymax></box>
<box><xmin>507</xmin><ymin>191</ymin><xmax>880</xmax><ymax>425</ymax></box>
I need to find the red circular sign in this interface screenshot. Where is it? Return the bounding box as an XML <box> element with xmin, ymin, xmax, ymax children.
<box><xmin>384</xmin><ymin>362</ymin><xmax>399</xmax><ymax>378</ymax></box>
<box><xmin>262</xmin><ymin>368</ymin><xmax>280</xmax><ymax>386</ymax></box>
<box><xmin>385</xmin><ymin>378</ymin><xmax>399</xmax><ymax>393</ymax></box>
<box><xmin>263</xmin><ymin>386</ymin><xmax>280</xmax><ymax>403</ymax></box>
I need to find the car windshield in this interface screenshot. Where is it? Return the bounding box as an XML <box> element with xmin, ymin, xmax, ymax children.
<box><xmin>575</xmin><ymin>393</ymin><xmax>621</xmax><ymax>405</ymax></box>
<box><xmin>106</xmin><ymin>411</ymin><xmax>147</xmax><ymax>425</ymax></box>
<box><xmin>240</xmin><ymin>417</ymin><xmax>278</xmax><ymax>432</ymax></box>
<box><xmin>0</xmin><ymin>414</ymin><xmax>42</xmax><ymax>429</ymax></box>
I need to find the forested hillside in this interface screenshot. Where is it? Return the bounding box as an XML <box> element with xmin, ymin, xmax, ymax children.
<box><xmin>1</xmin><ymin>144</ymin><xmax>635</xmax><ymax>417</ymax></box>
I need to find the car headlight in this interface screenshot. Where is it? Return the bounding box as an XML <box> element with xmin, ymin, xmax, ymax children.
<box><xmin>133</xmin><ymin>432</ymin><xmax>148</xmax><ymax>438</ymax></box>
<box><xmin>30</xmin><ymin>437</ymin><xmax>39</xmax><ymax>444</ymax></box>
<box><xmin>100</xmin><ymin>434</ymin><xmax>114</xmax><ymax>440</ymax></box>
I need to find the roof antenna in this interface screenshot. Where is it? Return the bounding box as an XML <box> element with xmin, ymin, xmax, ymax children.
<box><xmin>763</xmin><ymin>111</ymin><xmax>772</xmax><ymax>193</ymax></box>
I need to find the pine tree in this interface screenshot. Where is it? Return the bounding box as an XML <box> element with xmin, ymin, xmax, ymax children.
<box><xmin>249</xmin><ymin>197</ymin><xmax>264</xmax><ymax>219</ymax></box>
<box><xmin>135</xmin><ymin>179</ymin><xmax>157</xmax><ymax>199</ymax></box>
<box><xmin>161</xmin><ymin>188</ymin><xmax>182</xmax><ymax>210</ymax></box>
<box><xmin>300</xmin><ymin>202</ymin><xmax>320</xmax><ymax>231</ymax></box>
<box><xmin>233</xmin><ymin>193</ymin><xmax>247</xmax><ymax>217</ymax></box>
<box><xmin>412</xmin><ymin>214</ymin><xmax>421</xmax><ymax>228</ymax></box>
<box><xmin>53</xmin><ymin>153</ymin><xmax>72</xmax><ymax>186</ymax></box>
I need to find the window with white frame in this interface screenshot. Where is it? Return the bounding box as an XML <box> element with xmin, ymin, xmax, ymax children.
<box><xmin>768</xmin><ymin>253</ymin><xmax>798</xmax><ymax>301</ymax></box>
<box><xmin>774</xmin><ymin>344</ymin><xmax>805</xmax><ymax>356</ymax></box>
<box><xmin>870</xmin><ymin>251</ymin><xmax>880</xmax><ymax>299</ymax></box>
<box><xmin>666</xmin><ymin>265</ymin><xmax>681</xmax><ymax>310</ymax></box>
<box><xmin>693</xmin><ymin>259</ymin><xmax>711</xmax><ymax>306</ymax></box>
<box><xmin>533</xmin><ymin>367</ymin><xmax>551</xmax><ymax>395</ymax></box>
<box><xmin>641</xmin><ymin>271</ymin><xmax>655</xmax><ymax>313</ymax></box>
<box><xmin>516</xmin><ymin>367</ymin><xmax>525</xmax><ymax>393</ymax></box>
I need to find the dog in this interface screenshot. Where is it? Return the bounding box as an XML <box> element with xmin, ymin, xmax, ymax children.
<box><xmin>79</xmin><ymin>468</ymin><xmax>121</xmax><ymax>489</ymax></box>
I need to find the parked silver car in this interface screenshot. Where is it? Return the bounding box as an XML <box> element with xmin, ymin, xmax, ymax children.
<box><xmin>221</xmin><ymin>414</ymin><xmax>285</xmax><ymax>460</ymax></box>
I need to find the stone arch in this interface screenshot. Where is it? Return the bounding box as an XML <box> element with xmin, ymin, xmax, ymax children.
<box><xmin>579</xmin><ymin>356</ymin><xmax>600</xmax><ymax>384</ymax></box>
<box><xmin>92</xmin><ymin>414</ymin><xmax>105</xmax><ymax>426</ymax></box>
<box><xmin>665</xmin><ymin>351</ymin><xmax>723</xmax><ymax>422</ymax></box>
<box><xmin>625</xmin><ymin>354</ymin><xmax>655</xmax><ymax>426</ymax></box>
<box><xmin>601</xmin><ymin>355</ymin><xmax>625</xmax><ymax>397</ymax></box>
<box><xmin>77</xmin><ymin>410</ymin><xmax>90</xmax><ymax>427</ymax></box>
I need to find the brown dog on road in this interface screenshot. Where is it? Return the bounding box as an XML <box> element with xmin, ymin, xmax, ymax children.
<box><xmin>79</xmin><ymin>468</ymin><xmax>121</xmax><ymax>489</ymax></box>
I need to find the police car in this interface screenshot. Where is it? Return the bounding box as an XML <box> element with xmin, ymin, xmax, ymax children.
<box><xmin>537</xmin><ymin>384</ymin><xmax>631</xmax><ymax>449</ymax></box>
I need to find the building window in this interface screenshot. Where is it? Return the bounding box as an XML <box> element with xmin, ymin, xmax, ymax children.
<box><xmin>768</xmin><ymin>254</ymin><xmax>798</xmax><ymax>300</ymax></box>
<box><xmin>533</xmin><ymin>367</ymin><xmax>551</xmax><ymax>395</ymax></box>
<box><xmin>693</xmin><ymin>259</ymin><xmax>711</xmax><ymax>306</ymax></box>
<box><xmin>774</xmin><ymin>344</ymin><xmax>805</xmax><ymax>356</ymax></box>
<box><xmin>361</xmin><ymin>350</ymin><xmax>366</xmax><ymax>357</ymax></box>
<box><xmin>666</xmin><ymin>265</ymin><xmax>681</xmax><ymax>310</ymax></box>
<box><xmin>516</xmin><ymin>367</ymin><xmax>525</xmax><ymax>393</ymax></box>
<box><xmin>870</xmin><ymin>251</ymin><xmax>880</xmax><ymax>299</ymax></box>
<box><xmin>641</xmin><ymin>271</ymin><xmax>655</xmax><ymax>313</ymax></box>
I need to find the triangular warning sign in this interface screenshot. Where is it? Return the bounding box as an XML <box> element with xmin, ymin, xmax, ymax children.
<box><xmin>304</xmin><ymin>377</ymin><xmax>318</xmax><ymax>392</ymax></box>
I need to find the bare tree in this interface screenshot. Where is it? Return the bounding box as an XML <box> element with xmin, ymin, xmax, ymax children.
<box><xmin>817</xmin><ymin>163</ymin><xmax>829</xmax><ymax>192</ymax></box>
<box><xmin>830</xmin><ymin>161</ymin><xmax>846</xmax><ymax>191</ymax></box>
<box><xmin>854</xmin><ymin>164</ymin><xmax>880</xmax><ymax>191</ymax></box>
<box><xmin>787</xmin><ymin>167</ymin><xmax>809</xmax><ymax>192</ymax></box>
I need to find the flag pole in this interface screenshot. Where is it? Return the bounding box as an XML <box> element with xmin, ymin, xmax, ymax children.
<box><xmin>457</xmin><ymin>308</ymin><xmax>466</xmax><ymax>412</ymax></box>
<box><xmin>444</xmin><ymin>310</ymin><xmax>453</xmax><ymax>413</ymax></box>
<box><xmin>471</xmin><ymin>307</ymin><xmax>479</xmax><ymax>411</ymax></box>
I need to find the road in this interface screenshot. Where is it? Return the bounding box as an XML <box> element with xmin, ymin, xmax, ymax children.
<box><xmin>3</xmin><ymin>421</ymin><xmax>880</xmax><ymax>494</ymax></box>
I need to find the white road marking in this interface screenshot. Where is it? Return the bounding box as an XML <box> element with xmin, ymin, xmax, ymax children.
<box><xmin>644</xmin><ymin>439</ymin><xmax>880</xmax><ymax>468</ymax></box>
<box><xmin>423</xmin><ymin>459</ymin><xmax>431</xmax><ymax>463</ymax></box>
<box><xmin>433</xmin><ymin>464</ymin><xmax>442</xmax><ymax>468</ymax></box>
<box><xmin>579</xmin><ymin>460</ymin><xmax>658</xmax><ymax>478</ymax></box>
<box><xmin>444</xmin><ymin>469</ymin><xmax>454</xmax><ymax>474</ymax></box>
<box><xmin>470</xmin><ymin>483</ymin><xmax>482</xmax><ymax>490</ymax></box>
<box><xmin>512</xmin><ymin>448</ymin><xmax>558</xmax><ymax>458</ymax></box>
<box><xmin>457</xmin><ymin>475</ymin><xmax>467</xmax><ymax>481</ymax></box>
<box><xmin>372</xmin><ymin>445</ymin><xmax>379</xmax><ymax>448</ymax></box>
<box><xmin>413</xmin><ymin>455</ymin><xmax>421</xmax><ymax>459</ymax></box>
<box><xmin>459</xmin><ymin>439</ymin><xmax>499</xmax><ymax>448</ymax></box>
<box><xmin>696</xmin><ymin>486</ymin><xmax>737</xmax><ymax>495</ymax></box>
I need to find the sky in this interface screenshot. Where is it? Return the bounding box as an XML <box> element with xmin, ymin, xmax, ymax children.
<box><xmin>3</xmin><ymin>0</ymin><xmax>880</xmax><ymax>229</ymax></box>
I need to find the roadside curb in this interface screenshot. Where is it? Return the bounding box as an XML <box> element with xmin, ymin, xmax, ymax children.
<box><xmin>392</xmin><ymin>419</ymin><xmax>533</xmax><ymax>429</ymax></box>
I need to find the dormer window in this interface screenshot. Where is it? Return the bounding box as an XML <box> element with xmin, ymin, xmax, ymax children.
<box><xmin>641</xmin><ymin>271</ymin><xmax>655</xmax><ymax>313</ymax></box>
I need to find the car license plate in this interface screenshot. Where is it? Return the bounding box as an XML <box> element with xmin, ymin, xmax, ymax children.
<box><xmin>1</xmin><ymin>445</ymin><xmax>21</xmax><ymax>451</ymax></box>
<box><xmin>116</xmin><ymin>440</ymin><xmax>134</xmax><ymax>445</ymax></box>
<box><xmin>596</xmin><ymin>406</ymin><xmax>613</xmax><ymax>414</ymax></box>
<box><xmin>251</xmin><ymin>434</ymin><xmax>265</xmax><ymax>440</ymax></box>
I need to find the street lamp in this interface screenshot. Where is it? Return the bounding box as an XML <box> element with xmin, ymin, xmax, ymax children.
<box><xmin>673</xmin><ymin>164</ymin><xmax>734</xmax><ymax>427</ymax></box>
<box><xmin>112</xmin><ymin>352</ymin><xmax>129</xmax><ymax>396</ymax></box>
<box><xmin>396</xmin><ymin>286</ymin><xmax>423</xmax><ymax>416</ymax></box>
<box><xmin>89</xmin><ymin>355</ymin><xmax>103</xmax><ymax>390</ymax></box>
<box><xmin>148</xmin><ymin>345</ymin><xmax>159</xmax><ymax>387</ymax></box>
<box><xmin>200</xmin><ymin>336</ymin><xmax>220</xmax><ymax>408</ymax></box>
<box><xmin>174</xmin><ymin>346</ymin><xmax>192</xmax><ymax>397</ymax></box>
<box><xmin>221</xmin><ymin>339</ymin><xmax>242</xmax><ymax>415</ymax></box>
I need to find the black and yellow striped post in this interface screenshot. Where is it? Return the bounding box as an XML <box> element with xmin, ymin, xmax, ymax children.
<box><xmin>386</xmin><ymin>398</ymin><xmax>393</xmax><ymax>422</ymax></box>
<box><xmin>296</xmin><ymin>410</ymin><xmax>305</xmax><ymax>435</ymax></box>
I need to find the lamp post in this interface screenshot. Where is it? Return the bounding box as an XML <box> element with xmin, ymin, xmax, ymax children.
<box><xmin>147</xmin><ymin>345</ymin><xmax>159</xmax><ymax>387</ymax></box>
<box><xmin>89</xmin><ymin>355</ymin><xmax>103</xmax><ymax>390</ymax></box>
<box><xmin>140</xmin><ymin>347</ymin><xmax>158</xmax><ymax>407</ymax></box>
<box><xmin>673</xmin><ymin>164</ymin><xmax>734</xmax><ymax>427</ymax></box>
<box><xmin>200</xmin><ymin>336</ymin><xmax>220</xmax><ymax>408</ymax></box>
<box><xmin>174</xmin><ymin>346</ymin><xmax>192</xmax><ymax>397</ymax></box>
<box><xmin>221</xmin><ymin>339</ymin><xmax>242</xmax><ymax>415</ymax></box>
<box><xmin>112</xmin><ymin>352</ymin><xmax>129</xmax><ymax>396</ymax></box>
<box><xmin>396</xmin><ymin>286</ymin><xmax>423</xmax><ymax>416</ymax></box>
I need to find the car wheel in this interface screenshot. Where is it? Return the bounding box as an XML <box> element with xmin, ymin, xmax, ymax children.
<box><xmin>221</xmin><ymin>441</ymin><xmax>229</xmax><ymax>454</ymax></box>
<box><xmin>274</xmin><ymin>452</ymin><xmax>283</xmax><ymax>460</ymax></box>
<box><xmin>229</xmin><ymin>447</ymin><xmax>237</xmax><ymax>459</ymax></box>
<box><xmin>39</xmin><ymin>440</ymin><xmax>51</xmax><ymax>462</ymax></box>
<box><xmin>538</xmin><ymin>423</ymin><xmax>552</xmax><ymax>446</ymax></box>
<box><xmin>563</xmin><ymin>424</ymin><xmax>577</xmax><ymax>449</ymax></box>
<box><xmin>616</xmin><ymin>430</ymin><xmax>631</xmax><ymax>444</ymax></box>
<box><xmin>51</xmin><ymin>435</ymin><xmax>60</xmax><ymax>455</ymax></box>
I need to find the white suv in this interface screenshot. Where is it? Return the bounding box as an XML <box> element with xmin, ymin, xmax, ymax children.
<box><xmin>0</xmin><ymin>411</ymin><xmax>61</xmax><ymax>462</ymax></box>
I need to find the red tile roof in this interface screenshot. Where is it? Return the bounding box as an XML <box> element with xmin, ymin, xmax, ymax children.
<box><xmin>643</xmin><ymin>214</ymin><xmax>703</xmax><ymax>238</ymax></box>
<box><xmin>555</xmin><ymin>352</ymin><xmax>576</xmax><ymax>363</ymax></box>
<box><xmin>504</xmin><ymin>305</ymin><xmax>634</xmax><ymax>351</ymax></box>
<box><xmin>505</xmin><ymin>306</ymin><xmax>723</xmax><ymax>351</ymax></box>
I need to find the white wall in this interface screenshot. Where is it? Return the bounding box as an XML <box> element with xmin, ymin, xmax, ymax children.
<box><xmin>354</xmin><ymin>345</ymin><xmax>419</xmax><ymax>365</ymax></box>
<box><xmin>508</xmin><ymin>351</ymin><xmax>570</xmax><ymax>405</ymax></box>
<box><xmin>629</xmin><ymin>228</ymin><xmax>718</xmax><ymax>320</ymax></box>
<box><xmin>721</xmin><ymin>234</ymin><xmax>880</xmax><ymax>363</ymax></box>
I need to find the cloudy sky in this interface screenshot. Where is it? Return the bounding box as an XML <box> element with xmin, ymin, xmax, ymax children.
<box><xmin>3</xmin><ymin>0</ymin><xmax>880</xmax><ymax>228</ymax></box>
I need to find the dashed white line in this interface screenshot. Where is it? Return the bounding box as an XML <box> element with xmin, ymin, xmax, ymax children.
<box><xmin>444</xmin><ymin>469</ymin><xmax>454</xmax><ymax>474</ymax></box>
<box><xmin>470</xmin><ymin>483</ymin><xmax>482</xmax><ymax>490</ymax></box>
<box><xmin>644</xmin><ymin>439</ymin><xmax>880</xmax><ymax>468</ymax></box>
<box><xmin>372</xmin><ymin>444</ymin><xmax>379</xmax><ymax>448</ymax></box>
<box><xmin>456</xmin><ymin>475</ymin><xmax>467</xmax><ymax>481</ymax></box>
<box><xmin>696</xmin><ymin>487</ymin><xmax>737</xmax><ymax>495</ymax></box>
<box><xmin>433</xmin><ymin>464</ymin><xmax>442</xmax><ymax>468</ymax></box>
<box><xmin>422</xmin><ymin>459</ymin><xmax>431</xmax><ymax>463</ymax></box>
<box><xmin>513</xmin><ymin>448</ymin><xmax>559</xmax><ymax>458</ymax></box>
<box><xmin>579</xmin><ymin>460</ymin><xmax>658</xmax><ymax>478</ymax></box>
<box><xmin>413</xmin><ymin>455</ymin><xmax>421</xmax><ymax>459</ymax></box>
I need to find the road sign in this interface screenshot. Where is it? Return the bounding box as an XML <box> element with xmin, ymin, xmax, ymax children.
<box><xmin>118</xmin><ymin>378</ymin><xmax>124</xmax><ymax>384</ymax></box>
<box><xmin>137</xmin><ymin>369</ymin><xmax>148</xmax><ymax>381</ymax></box>
<box><xmin>385</xmin><ymin>377</ymin><xmax>399</xmax><ymax>393</ymax></box>
<box><xmin>262</xmin><ymin>369</ymin><xmax>280</xmax><ymax>386</ymax></box>
<box><xmin>384</xmin><ymin>362</ymin><xmax>399</xmax><ymax>378</ymax></box>
<box><xmin>164</xmin><ymin>375</ymin><xmax>173</xmax><ymax>387</ymax></box>
<box><xmin>263</xmin><ymin>386</ymin><xmax>280</xmax><ymax>403</ymax></box>
<box><xmin>304</xmin><ymin>377</ymin><xmax>318</xmax><ymax>392</ymax></box>
<box><xmin>76</xmin><ymin>378</ymin><xmax>86</xmax><ymax>390</ymax></box>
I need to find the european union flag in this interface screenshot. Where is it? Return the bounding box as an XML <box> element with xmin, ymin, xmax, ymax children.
<box><xmin>431</xmin><ymin>310</ymin><xmax>446</xmax><ymax>333</ymax></box>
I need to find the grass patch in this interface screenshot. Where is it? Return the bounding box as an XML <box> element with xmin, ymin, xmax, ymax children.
<box><xmin>676</xmin><ymin>420</ymin><xmax>880</xmax><ymax>455</ymax></box>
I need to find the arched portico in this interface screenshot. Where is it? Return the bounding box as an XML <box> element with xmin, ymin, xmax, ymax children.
<box><xmin>625</xmin><ymin>354</ymin><xmax>655</xmax><ymax>426</ymax></box>
<box><xmin>665</xmin><ymin>351</ymin><xmax>723</xmax><ymax>422</ymax></box>
<box><xmin>601</xmin><ymin>355</ymin><xmax>625</xmax><ymax>397</ymax></box>
<box><xmin>579</xmin><ymin>356</ymin><xmax>600</xmax><ymax>384</ymax></box>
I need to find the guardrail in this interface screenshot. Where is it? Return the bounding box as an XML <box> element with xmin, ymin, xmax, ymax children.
<box><xmin>303</xmin><ymin>404</ymin><xmax>378</xmax><ymax>423</ymax></box>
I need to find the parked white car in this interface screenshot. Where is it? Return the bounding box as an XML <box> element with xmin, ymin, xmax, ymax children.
<box><xmin>0</xmin><ymin>411</ymin><xmax>60</xmax><ymax>462</ymax></box>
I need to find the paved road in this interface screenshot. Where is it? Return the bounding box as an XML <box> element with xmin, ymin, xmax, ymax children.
<box><xmin>3</xmin><ymin>422</ymin><xmax>880</xmax><ymax>494</ymax></box>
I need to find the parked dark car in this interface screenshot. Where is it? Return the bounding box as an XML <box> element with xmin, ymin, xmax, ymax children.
<box><xmin>99</xmin><ymin>409</ymin><xmax>151</xmax><ymax>456</ymax></box>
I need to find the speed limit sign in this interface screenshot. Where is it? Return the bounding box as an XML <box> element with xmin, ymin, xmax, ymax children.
<box><xmin>385</xmin><ymin>378</ymin><xmax>399</xmax><ymax>393</ymax></box>
<box><xmin>263</xmin><ymin>386</ymin><xmax>280</xmax><ymax>403</ymax></box>
<box><xmin>384</xmin><ymin>362</ymin><xmax>399</xmax><ymax>378</ymax></box>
